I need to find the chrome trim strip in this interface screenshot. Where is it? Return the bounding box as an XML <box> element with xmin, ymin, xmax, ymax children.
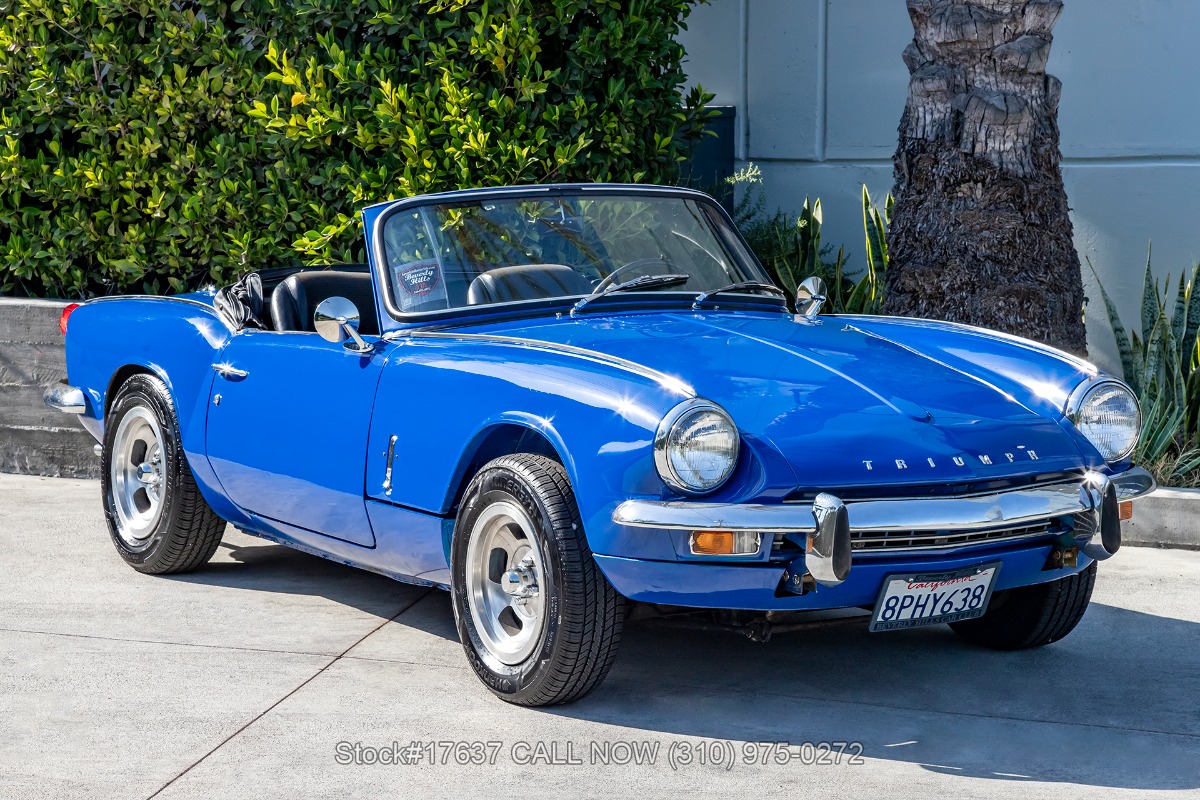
<box><xmin>87</xmin><ymin>294</ymin><xmax>216</xmax><ymax>311</ymax></box>
<box><xmin>43</xmin><ymin>381</ymin><xmax>87</xmax><ymax>414</ymax></box>
<box><xmin>87</xmin><ymin>294</ymin><xmax>235</xmax><ymax>332</ymax></box>
<box><xmin>613</xmin><ymin>484</ymin><xmax>1084</xmax><ymax>533</ymax></box>
<box><xmin>846</xmin><ymin>483</ymin><xmax>1087</xmax><ymax>533</ymax></box>
<box><xmin>392</xmin><ymin>330</ymin><xmax>695</xmax><ymax>396</ymax></box>
<box><xmin>612</xmin><ymin>468</ymin><xmax>1156</xmax><ymax>537</ymax></box>
<box><xmin>613</xmin><ymin>500</ymin><xmax>820</xmax><ymax>533</ymax></box>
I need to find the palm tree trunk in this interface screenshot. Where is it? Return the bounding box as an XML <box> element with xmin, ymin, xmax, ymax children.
<box><xmin>883</xmin><ymin>0</ymin><xmax>1087</xmax><ymax>356</ymax></box>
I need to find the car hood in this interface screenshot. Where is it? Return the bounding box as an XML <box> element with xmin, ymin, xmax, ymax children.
<box><xmin>482</xmin><ymin>311</ymin><xmax>1087</xmax><ymax>490</ymax></box>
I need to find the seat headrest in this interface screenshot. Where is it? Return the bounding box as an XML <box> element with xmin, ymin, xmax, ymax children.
<box><xmin>467</xmin><ymin>264</ymin><xmax>592</xmax><ymax>306</ymax></box>
<box><xmin>270</xmin><ymin>271</ymin><xmax>378</xmax><ymax>334</ymax></box>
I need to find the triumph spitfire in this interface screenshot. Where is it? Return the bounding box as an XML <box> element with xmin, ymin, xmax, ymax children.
<box><xmin>46</xmin><ymin>184</ymin><xmax>1153</xmax><ymax>706</ymax></box>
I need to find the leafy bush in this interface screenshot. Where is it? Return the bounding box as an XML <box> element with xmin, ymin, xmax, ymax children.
<box><xmin>0</xmin><ymin>0</ymin><xmax>710</xmax><ymax>298</ymax></box>
<box><xmin>728</xmin><ymin>164</ymin><xmax>889</xmax><ymax>314</ymax></box>
<box><xmin>1091</xmin><ymin>248</ymin><xmax>1200</xmax><ymax>486</ymax></box>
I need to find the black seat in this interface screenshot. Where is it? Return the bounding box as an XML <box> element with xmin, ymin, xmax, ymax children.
<box><xmin>467</xmin><ymin>264</ymin><xmax>592</xmax><ymax>306</ymax></box>
<box><xmin>270</xmin><ymin>271</ymin><xmax>379</xmax><ymax>335</ymax></box>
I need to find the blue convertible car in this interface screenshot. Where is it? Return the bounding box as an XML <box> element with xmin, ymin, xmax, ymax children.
<box><xmin>47</xmin><ymin>184</ymin><xmax>1154</xmax><ymax>706</ymax></box>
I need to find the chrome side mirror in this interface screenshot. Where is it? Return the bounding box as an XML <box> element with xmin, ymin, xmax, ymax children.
<box><xmin>314</xmin><ymin>296</ymin><xmax>371</xmax><ymax>353</ymax></box>
<box><xmin>795</xmin><ymin>276</ymin><xmax>827</xmax><ymax>317</ymax></box>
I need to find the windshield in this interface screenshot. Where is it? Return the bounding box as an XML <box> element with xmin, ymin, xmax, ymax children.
<box><xmin>379</xmin><ymin>193</ymin><xmax>770</xmax><ymax>314</ymax></box>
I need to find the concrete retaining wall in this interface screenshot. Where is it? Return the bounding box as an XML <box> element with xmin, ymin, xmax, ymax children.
<box><xmin>0</xmin><ymin>298</ymin><xmax>99</xmax><ymax>478</ymax></box>
<box><xmin>1124</xmin><ymin>488</ymin><xmax>1200</xmax><ymax>551</ymax></box>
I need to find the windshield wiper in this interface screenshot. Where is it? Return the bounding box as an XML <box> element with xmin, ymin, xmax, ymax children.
<box><xmin>691</xmin><ymin>281</ymin><xmax>786</xmax><ymax>310</ymax></box>
<box><xmin>571</xmin><ymin>273</ymin><xmax>691</xmax><ymax>315</ymax></box>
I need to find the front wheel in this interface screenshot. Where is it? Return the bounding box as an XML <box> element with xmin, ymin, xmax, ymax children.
<box><xmin>450</xmin><ymin>454</ymin><xmax>625</xmax><ymax>706</ymax></box>
<box><xmin>950</xmin><ymin>562</ymin><xmax>1097</xmax><ymax>650</ymax></box>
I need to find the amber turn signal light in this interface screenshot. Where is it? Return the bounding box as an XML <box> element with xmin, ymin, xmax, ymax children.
<box><xmin>689</xmin><ymin>530</ymin><xmax>760</xmax><ymax>556</ymax></box>
<box><xmin>691</xmin><ymin>531</ymin><xmax>733</xmax><ymax>555</ymax></box>
<box><xmin>1119</xmin><ymin>500</ymin><xmax>1133</xmax><ymax>521</ymax></box>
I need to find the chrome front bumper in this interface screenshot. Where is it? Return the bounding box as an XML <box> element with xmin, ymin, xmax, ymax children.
<box><xmin>611</xmin><ymin>468</ymin><xmax>1157</xmax><ymax>587</ymax></box>
<box><xmin>43</xmin><ymin>381</ymin><xmax>87</xmax><ymax>414</ymax></box>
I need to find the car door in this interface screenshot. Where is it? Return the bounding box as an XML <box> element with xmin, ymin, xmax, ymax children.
<box><xmin>204</xmin><ymin>329</ymin><xmax>390</xmax><ymax>546</ymax></box>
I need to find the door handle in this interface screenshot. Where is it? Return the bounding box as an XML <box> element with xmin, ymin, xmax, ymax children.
<box><xmin>382</xmin><ymin>434</ymin><xmax>398</xmax><ymax>494</ymax></box>
<box><xmin>212</xmin><ymin>363</ymin><xmax>249</xmax><ymax>380</ymax></box>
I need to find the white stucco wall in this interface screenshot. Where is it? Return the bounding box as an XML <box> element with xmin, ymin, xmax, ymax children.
<box><xmin>678</xmin><ymin>0</ymin><xmax>1200</xmax><ymax>372</ymax></box>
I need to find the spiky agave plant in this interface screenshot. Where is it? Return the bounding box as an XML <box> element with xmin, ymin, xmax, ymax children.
<box><xmin>1090</xmin><ymin>246</ymin><xmax>1200</xmax><ymax>484</ymax></box>
<box><xmin>832</xmin><ymin>186</ymin><xmax>892</xmax><ymax>315</ymax></box>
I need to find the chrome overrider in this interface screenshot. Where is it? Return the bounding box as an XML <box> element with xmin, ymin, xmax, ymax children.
<box><xmin>43</xmin><ymin>380</ymin><xmax>87</xmax><ymax>414</ymax></box>
<box><xmin>611</xmin><ymin>467</ymin><xmax>1157</xmax><ymax>587</ymax></box>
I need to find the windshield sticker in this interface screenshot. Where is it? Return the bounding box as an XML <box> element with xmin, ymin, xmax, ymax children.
<box><xmin>397</xmin><ymin>261</ymin><xmax>441</xmax><ymax>297</ymax></box>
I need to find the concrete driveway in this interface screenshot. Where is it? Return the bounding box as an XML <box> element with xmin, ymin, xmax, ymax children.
<box><xmin>1</xmin><ymin>473</ymin><xmax>1198</xmax><ymax>800</ymax></box>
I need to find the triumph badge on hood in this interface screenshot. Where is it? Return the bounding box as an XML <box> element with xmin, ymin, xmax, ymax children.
<box><xmin>863</xmin><ymin>447</ymin><xmax>1040</xmax><ymax>472</ymax></box>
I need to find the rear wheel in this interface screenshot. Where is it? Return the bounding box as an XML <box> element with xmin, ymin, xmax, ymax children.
<box><xmin>950</xmin><ymin>562</ymin><xmax>1097</xmax><ymax>650</ymax></box>
<box><xmin>102</xmin><ymin>374</ymin><xmax>224</xmax><ymax>574</ymax></box>
<box><xmin>450</xmin><ymin>454</ymin><xmax>625</xmax><ymax>706</ymax></box>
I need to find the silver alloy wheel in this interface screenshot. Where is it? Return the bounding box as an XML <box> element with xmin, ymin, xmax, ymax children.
<box><xmin>109</xmin><ymin>405</ymin><xmax>166</xmax><ymax>549</ymax></box>
<box><xmin>464</xmin><ymin>500</ymin><xmax>548</xmax><ymax>665</ymax></box>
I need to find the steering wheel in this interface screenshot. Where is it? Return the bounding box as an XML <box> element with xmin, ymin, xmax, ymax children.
<box><xmin>591</xmin><ymin>257</ymin><xmax>675</xmax><ymax>294</ymax></box>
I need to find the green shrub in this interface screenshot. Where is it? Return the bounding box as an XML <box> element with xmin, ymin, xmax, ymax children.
<box><xmin>728</xmin><ymin>163</ymin><xmax>890</xmax><ymax>314</ymax></box>
<box><xmin>0</xmin><ymin>0</ymin><xmax>710</xmax><ymax>298</ymax></box>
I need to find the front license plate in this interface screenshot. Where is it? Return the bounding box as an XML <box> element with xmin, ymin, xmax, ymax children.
<box><xmin>869</xmin><ymin>562</ymin><xmax>1001</xmax><ymax>632</ymax></box>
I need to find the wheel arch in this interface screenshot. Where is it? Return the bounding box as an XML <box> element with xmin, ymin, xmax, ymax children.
<box><xmin>444</xmin><ymin>417</ymin><xmax>575</xmax><ymax>516</ymax></box>
<box><xmin>105</xmin><ymin>364</ymin><xmax>168</xmax><ymax>416</ymax></box>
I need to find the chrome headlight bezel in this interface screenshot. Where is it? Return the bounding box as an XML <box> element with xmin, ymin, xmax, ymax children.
<box><xmin>1066</xmin><ymin>376</ymin><xmax>1141</xmax><ymax>462</ymax></box>
<box><xmin>654</xmin><ymin>399</ymin><xmax>740</xmax><ymax>495</ymax></box>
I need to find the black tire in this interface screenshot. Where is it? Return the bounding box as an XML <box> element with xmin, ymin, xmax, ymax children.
<box><xmin>101</xmin><ymin>373</ymin><xmax>225</xmax><ymax>574</ymax></box>
<box><xmin>950</xmin><ymin>562</ymin><xmax>1097</xmax><ymax>650</ymax></box>
<box><xmin>450</xmin><ymin>454</ymin><xmax>625</xmax><ymax>706</ymax></box>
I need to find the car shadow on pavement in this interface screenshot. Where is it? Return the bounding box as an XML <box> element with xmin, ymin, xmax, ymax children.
<box><xmin>558</xmin><ymin>602</ymin><xmax>1200</xmax><ymax>792</ymax></box>
<box><xmin>164</xmin><ymin>536</ymin><xmax>1199</xmax><ymax>791</ymax></box>
<box><xmin>164</xmin><ymin>537</ymin><xmax>427</xmax><ymax>621</ymax></box>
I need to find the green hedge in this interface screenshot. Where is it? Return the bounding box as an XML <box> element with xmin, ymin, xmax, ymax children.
<box><xmin>0</xmin><ymin>0</ymin><xmax>709</xmax><ymax>297</ymax></box>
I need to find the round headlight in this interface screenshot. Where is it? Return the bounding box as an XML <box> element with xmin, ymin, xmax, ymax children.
<box><xmin>1067</xmin><ymin>378</ymin><xmax>1141</xmax><ymax>462</ymax></box>
<box><xmin>654</xmin><ymin>400</ymin><xmax>740</xmax><ymax>495</ymax></box>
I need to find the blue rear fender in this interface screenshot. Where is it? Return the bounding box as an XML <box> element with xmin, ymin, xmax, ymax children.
<box><xmin>63</xmin><ymin>294</ymin><xmax>242</xmax><ymax>522</ymax></box>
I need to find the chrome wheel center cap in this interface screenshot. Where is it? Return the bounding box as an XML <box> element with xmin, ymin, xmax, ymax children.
<box><xmin>136</xmin><ymin>462</ymin><xmax>160</xmax><ymax>485</ymax></box>
<box><xmin>501</xmin><ymin>556</ymin><xmax>539</xmax><ymax>601</ymax></box>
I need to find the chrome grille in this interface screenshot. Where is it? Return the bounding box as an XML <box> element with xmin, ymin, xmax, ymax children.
<box><xmin>773</xmin><ymin>476</ymin><xmax>1082</xmax><ymax>557</ymax></box>
<box><xmin>772</xmin><ymin>517</ymin><xmax>1068</xmax><ymax>557</ymax></box>
<box><xmin>783</xmin><ymin>471</ymin><xmax>1084</xmax><ymax>504</ymax></box>
<box><xmin>850</xmin><ymin>519</ymin><xmax>1060</xmax><ymax>553</ymax></box>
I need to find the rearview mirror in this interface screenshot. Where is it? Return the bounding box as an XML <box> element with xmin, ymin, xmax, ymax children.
<box><xmin>314</xmin><ymin>297</ymin><xmax>371</xmax><ymax>353</ymax></box>
<box><xmin>795</xmin><ymin>276</ymin><xmax>827</xmax><ymax>317</ymax></box>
